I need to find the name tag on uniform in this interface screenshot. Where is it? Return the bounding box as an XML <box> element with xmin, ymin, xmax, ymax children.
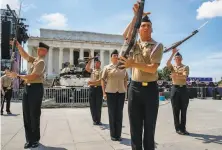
<box><xmin>142</xmin><ymin>82</ymin><xmax>148</xmax><ymax>86</ymax></box>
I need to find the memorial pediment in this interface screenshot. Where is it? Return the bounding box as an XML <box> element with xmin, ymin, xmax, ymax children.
<box><xmin>39</xmin><ymin>28</ymin><xmax>124</xmax><ymax>44</ymax></box>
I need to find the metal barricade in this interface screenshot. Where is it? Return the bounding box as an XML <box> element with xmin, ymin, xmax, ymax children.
<box><xmin>166</xmin><ymin>87</ymin><xmax>211</xmax><ymax>99</ymax></box>
<box><xmin>43</xmin><ymin>88</ymin><xmax>55</xmax><ymax>101</ymax></box>
<box><xmin>43</xmin><ymin>87</ymin><xmax>90</xmax><ymax>105</ymax></box>
<box><xmin>11</xmin><ymin>87</ymin><xmax>91</xmax><ymax>107</ymax></box>
<box><xmin>197</xmin><ymin>87</ymin><xmax>207</xmax><ymax>99</ymax></box>
<box><xmin>53</xmin><ymin>88</ymin><xmax>73</xmax><ymax>103</ymax></box>
<box><xmin>12</xmin><ymin>89</ymin><xmax>24</xmax><ymax>102</ymax></box>
<box><xmin>11</xmin><ymin>86</ymin><xmax>216</xmax><ymax>107</ymax></box>
<box><xmin>73</xmin><ymin>87</ymin><xmax>90</xmax><ymax>104</ymax></box>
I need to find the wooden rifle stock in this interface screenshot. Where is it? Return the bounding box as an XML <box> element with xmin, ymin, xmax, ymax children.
<box><xmin>164</xmin><ymin>30</ymin><xmax>199</xmax><ymax>53</ymax></box>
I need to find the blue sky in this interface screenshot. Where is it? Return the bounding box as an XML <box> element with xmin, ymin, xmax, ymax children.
<box><xmin>2</xmin><ymin>0</ymin><xmax>222</xmax><ymax>81</ymax></box>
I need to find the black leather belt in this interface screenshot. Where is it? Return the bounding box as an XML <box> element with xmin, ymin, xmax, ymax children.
<box><xmin>2</xmin><ymin>87</ymin><xmax>12</xmax><ymax>90</ymax></box>
<box><xmin>3</xmin><ymin>87</ymin><xmax>11</xmax><ymax>88</ymax></box>
<box><xmin>26</xmin><ymin>83</ymin><xmax>43</xmax><ymax>86</ymax></box>
<box><xmin>90</xmin><ymin>85</ymin><xmax>101</xmax><ymax>88</ymax></box>
<box><xmin>173</xmin><ymin>85</ymin><xmax>186</xmax><ymax>88</ymax></box>
<box><xmin>131</xmin><ymin>81</ymin><xmax>156</xmax><ymax>87</ymax></box>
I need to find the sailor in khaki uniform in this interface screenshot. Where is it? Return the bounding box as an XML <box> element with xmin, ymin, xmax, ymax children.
<box><xmin>167</xmin><ymin>49</ymin><xmax>190</xmax><ymax>135</ymax></box>
<box><xmin>7</xmin><ymin>41</ymin><xmax>49</xmax><ymax>149</ymax></box>
<box><xmin>101</xmin><ymin>50</ymin><xmax>128</xmax><ymax>141</ymax></box>
<box><xmin>1</xmin><ymin>67</ymin><xmax>13</xmax><ymax>115</ymax></box>
<box><xmin>85</xmin><ymin>57</ymin><xmax>103</xmax><ymax>125</ymax></box>
<box><xmin>119</xmin><ymin>4</ymin><xmax>163</xmax><ymax>149</ymax></box>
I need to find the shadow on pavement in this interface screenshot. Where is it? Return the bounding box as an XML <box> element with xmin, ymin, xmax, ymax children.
<box><xmin>119</xmin><ymin>138</ymin><xmax>131</xmax><ymax>146</ymax></box>
<box><xmin>2</xmin><ymin>114</ymin><xmax>20</xmax><ymax>117</ymax></box>
<box><xmin>99</xmin><ymin>123</ymin><xmax>125</xmax><ymax>131</ymax></box>
<box><xmin>118</xmin><ymin>138</ymin><xmax>158</xmax><ymax>148</ymax></box>
<box><xmin>189</xmin><ymin>132</ymin><xmax>222</xmax><ymax>145</ymax></box>
<box><xmin>31</xmin><ymin>143</ymin><xmax>68</xmax><ymax>150</ymax></box>
<box><xmin>99</xmin><ymin>123</ymin><xmax>110</xmax><ymax>130</ymax></box>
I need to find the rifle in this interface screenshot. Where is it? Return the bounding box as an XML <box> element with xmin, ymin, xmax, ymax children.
<box><xmin>86</xmin><ymin>54</ymin><xmax>100</xmax><ymax>63</ymax></box>
<box><xmin>117</xmin><ymin>0</ymin><xmax>145</xmax><ymax>68</ymax></box>
<box><xmin>6</xmin><ymin>3</ymin><xmax>22</xmax><ymax>71</ymax></box>
<box><xmin>164</xmin><ymin>21</ymin><xmax>209</xmax><ymax>53</ymax></box>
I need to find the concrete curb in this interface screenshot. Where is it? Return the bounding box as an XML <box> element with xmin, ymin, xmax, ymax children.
<box><xmin>124</xmin><ymin>100</ymin><xmax>170</xmax><ymax>106</ymax></box>
<box><xmin>159</xmin><ymin>100</ymin><xmax>170</xmax><ymax>106</ymax></box>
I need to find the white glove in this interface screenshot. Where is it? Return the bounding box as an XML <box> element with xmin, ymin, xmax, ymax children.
<box><xmin>103</xmin><ymin>94</ymin><xmax>107</xmax><ymax>101</ymax></box>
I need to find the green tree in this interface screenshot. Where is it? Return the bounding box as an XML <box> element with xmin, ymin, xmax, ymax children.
<box><xmin>162</xmin><ymin>66</ymin><xmax>172</xmax><ymax>81</ymax></box>
<box><xmin>158</xmin><ymin>69</ymin><xmax>163</xmax><ymax>80</ymax></box>
<box><xmin>218</xmin><ymin>77</ymin><xmax>222</xmax><ymax>85</ymax></box>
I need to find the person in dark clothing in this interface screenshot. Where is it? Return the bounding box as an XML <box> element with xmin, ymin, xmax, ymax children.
<box><xmin>101</xmin><ymin>50</ymin><xmax>128</xmax><ymax>141</ymax></box>
<box><xmin>167</xmin><ymin>48</ymin><xmax>190</xmax><ymax>135</ymax></box>
<box><xmin>119</xmin><ymin>3</ymin><xmax>163</xmax><ymax>150</ymax></box>
<box><xmin>85</xmin><ymin>57</ymin><xmax>103</xmax><ymax>125</ymax></box>
<box><xmin>7</xmin><ymin>40</ymin><xmax>49</xmax><ymax>149</ymax></box>
<box><xmin>1</xmin><ymin>67</ymin><xmax>13</xmax><ymax>115</ymax></box>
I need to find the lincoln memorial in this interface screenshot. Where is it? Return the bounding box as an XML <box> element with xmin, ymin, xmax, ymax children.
<box><xmin>27</xmin><ymin>29</ymin><xmax>126</xmax><ymax>78</ymax></box>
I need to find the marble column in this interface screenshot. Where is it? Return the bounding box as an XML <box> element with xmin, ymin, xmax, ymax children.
<box><xmin>109</xmin><ymin>50</ymin><xmax>112</xmax><ymax>64</ymax></box>
<box><xmin>100</xmin><ymin>50</ymin><xmax>105</xmax><ymax>68</ymax></box>
<box><xmin>90</xmin><ymin>49</ymin><xmax>94</xmax><ymax>68</ymax></box>
<box><xmin>79</xmin><ymin>48</ymin><xmax>84</xmax><ymax>60</ymax></box>
<box><xmin>69</xmin><ymin>48</ymin><xmax>74</xmax><ymax>65</ymax></box>
<box><xmin>47</xmin><ymin>47</ymin><xmax>53</xmax><ymax>75</ymax></box>
<box><xmin>59</xmin><ymin>47</ymin><xmax>64</xmax><ymax>71</ymax></box>
<box><xmin>27</xmin><ymin>46</ymin><xmax>33</xmax><ymax>56</ymax></box>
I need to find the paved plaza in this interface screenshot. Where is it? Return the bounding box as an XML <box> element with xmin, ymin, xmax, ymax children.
<box><xmin>1</xmin><ymin>99</ymin><xmax>222</xmax><ymax>150</ymax></box>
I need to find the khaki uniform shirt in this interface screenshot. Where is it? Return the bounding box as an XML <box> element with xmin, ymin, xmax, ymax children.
<box><xmin>168</xmin><ymin>64</ymin><xmax>189</xmax><ymax>85</ymax></box>
<box><xmin>90</xmin><ymin>68</ymin><xmax>102</xmax><ymax>86</ymax></box>
<box><xmin>131</xmin><ymin>39</ymin><xmax>163</xmax><ymax>82</ymax></box>
<box><xmin>27</xmin><ymin>57</ymin><xmax>45</xmax><ymax>83</ymax></box>
<box><xmin>1</xmin><ymin>75</ymin><xmax>13</xmax><ymax>88</ymax></box>
<box><xmin>101</xmin><ymin>63</ymin><xmax>128</xmax><ymax>93</ymax></box>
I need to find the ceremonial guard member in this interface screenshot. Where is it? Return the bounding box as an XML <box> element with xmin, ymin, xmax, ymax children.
<box><xmin>101</xmin><ymin>50</ymin><xmax>128</xmax><ymax>141</ymax></box>
<box><xmin>1</xmin><ymin>67</ymin><xmax>13</xmax><ymax>115</ymax></box>
<box><xmin>7</xmin><ymin>40</ymin><xmax>49</xmax><ymax>149</ymax></box>
<box><xmin>120</xmin><ymin>3</ymin><xmax>163</xmax><ymax>150</ymax></box>
<box><xmin>167</xmin><ymin>48</ymin><xmax>190</xmax><ymax>135</ymax></box>
<box><xmin>85</xmin><ymin>57</ymin><xmax>103</xmax><ymax>125</ymax></box>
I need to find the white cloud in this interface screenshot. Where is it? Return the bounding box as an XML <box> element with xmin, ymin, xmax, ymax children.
<box><xmin>29</xmin><ymin>13</ymin><xmax>68</xmax><ymax>37</ymax></box>
<box><xmin>196</xmin><ymin>0</ymin><xmax>222</xmax><ymax>19</ymax></box>
<box><xmin>84</xmin><ymin>12</ymin><xmax>133</xmax><ymax>34</ymax></box>
<box><xmin>0</xmin><ymin>0</ymin><xmax>36</xmax><ymax>14</ymax></box>
<box><xmin>0</xmin><ymin>0</ymin><xmax>20</xmax><ymax>13</ymax></box>
<box><xmin>39</xmin><ymin>13</ymin><xmax>68</xmax><ymax>29</ymax></box>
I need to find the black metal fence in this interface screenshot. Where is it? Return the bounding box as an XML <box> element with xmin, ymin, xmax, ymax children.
<box><xmin>11</xmin><ymin>86</ymin><xmax>222</xmax><ymax>106</ymax></box>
